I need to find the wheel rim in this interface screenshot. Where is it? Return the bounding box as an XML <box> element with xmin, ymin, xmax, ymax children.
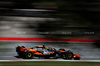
<box><xmin>28</xmin><ymin>53</ymin><xmax>32</xmax><ymax>57</ymax></box>
<box><xmin>56</xmin><ymin>54</ymin><xmax>58</xmax><ymax>57</ymax></box>
<box><xmin>63</xmin><ymin>54</ymin><xmax>65</xmax><ymax>58</ymax></box>
<box><xmin>68</xmin><ymin>54</ymin><xmax>72</xmax><ymax>58</ymax></box>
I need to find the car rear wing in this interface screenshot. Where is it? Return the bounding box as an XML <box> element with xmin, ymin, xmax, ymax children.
<box><xmin>16</xmin><ymin>46</ymin><xmax>26</xmax><ymax>52</ymax></box>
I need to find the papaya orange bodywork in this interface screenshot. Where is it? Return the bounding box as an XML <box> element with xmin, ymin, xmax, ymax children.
<box><xmin>20</xmin><ymin>48</ymin><xmax>26</xmax><ymax>52</ymax></box>
<box><xmin>50</xmin><ymin>52</ymin><xmax>55</xmax><ymax>54</ymax></box>
<box><xmin>59</xmin><ymin>50</ymin><xmax>66</xmax><ymax>52</ymax></box>
<box><xmin>20</xmin><ymin>46</ymin><xmax>26</xmax><ymax>52</ymax></box>
<box><xmin>34</xmin><ymin>52</ymin><xmax>43</xmax><ymax>55</ymax></box>
<box><xmin>25</xmin><ymin>48</ymin><xmax>43</xmax><ymax>55</ymax></box>
<box><xmin>74</xmin><ymin>54</ymin><xmax>80</xmax><ymax>58</ymax></box>
<box><xmin>27</xmin><ymin>48</ymin><xmax>37</xmax><ymax>53</ymax></box>
<box><xmin>38</xmin><ymin>46</ymin><xmax>45</xmax><ymax>48</ymax></box>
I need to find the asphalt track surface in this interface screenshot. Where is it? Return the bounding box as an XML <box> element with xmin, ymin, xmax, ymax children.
<box><xmin>0</xmin><ymin>41</ymin><xmax>100</xmax><ymax>60</ymax></box>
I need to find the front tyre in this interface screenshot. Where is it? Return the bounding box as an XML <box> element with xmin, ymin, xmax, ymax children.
<box><xmin>53</xmin><ymin>53</ymin><xmax>59</xmax><ymax>59</ymax></box>
<box><xmin>62</xmin><ymin>54</ymin><xmax>66</xmax><ymax>59</ymax></box>
<box><xmin>25</xmin><ymin>51</ymin><xmax>33</xmax><ymax>59</ymax></box>
<box><xmin>65</xmin><ymin>52</ymin><xmax>73</xmax><ymax>60</ymax></box>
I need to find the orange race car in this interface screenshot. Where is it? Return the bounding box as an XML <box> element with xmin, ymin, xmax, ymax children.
<box><xmin>16</xmin><ymin>45</ymin><xmax>80</xmax><ymax>60</ymax></box>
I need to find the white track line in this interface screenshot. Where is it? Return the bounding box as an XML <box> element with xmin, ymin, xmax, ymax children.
<box><xmin>0</xmin><ymin>60</ymin><xmax>100</xmax><ymax>62</ymax></box>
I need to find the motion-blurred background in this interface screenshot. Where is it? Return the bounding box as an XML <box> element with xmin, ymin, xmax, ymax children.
<box><xmin>0</xmin><ymin>0</ymin><xmax>100</xmax><ymax>60</ymax></box>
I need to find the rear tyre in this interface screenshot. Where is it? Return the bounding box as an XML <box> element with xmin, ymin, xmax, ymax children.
<box><xmin>25</xmin><ymin>51</ymin><xmax>33</xmax><ymax>59</ymax></box>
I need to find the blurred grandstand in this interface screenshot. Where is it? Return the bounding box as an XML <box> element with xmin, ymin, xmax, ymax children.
<box><xmin>0</xmin><ymin>0</ymin><xmax>100</xmax><ymax>46</ymax></box>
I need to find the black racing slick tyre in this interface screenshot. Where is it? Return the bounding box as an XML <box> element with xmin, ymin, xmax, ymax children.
<box><xmin>62</xmin><ymin>54</ymin><xmax>66</xmax><ymax>59</ymax></box>
<box><xmin>53</xmin><ymin>54</ymin><xmax>59</xmax><ymax>59</ymax></box>
<box><xmin>25</xmin><ymin>51</ymin><xmax>33</xmax><ymax>59</ymax></box>
<box><xmin>65</xmin><ymin>52</ymin><xmax>73</xmax><ymax>60</ymax></box>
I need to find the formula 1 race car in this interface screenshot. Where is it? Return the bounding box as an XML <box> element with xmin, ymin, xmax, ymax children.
<box><xmin>16</xmin><ymin>45</ymin><xmax>80</xmax><ymax>60</ymax></box>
